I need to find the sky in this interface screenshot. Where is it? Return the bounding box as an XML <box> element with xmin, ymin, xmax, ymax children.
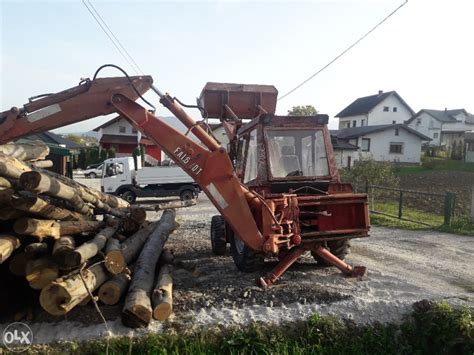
<box><xmin>1</xmin><ymin>0</ymin><xmax>474</xmax><ymax>134</ymax></box>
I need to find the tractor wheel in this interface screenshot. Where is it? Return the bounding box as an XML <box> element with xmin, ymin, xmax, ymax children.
<box><xmin>210</xmin><ymin>215</ymin><xmax>227</xmax><ymax>255</ymax></box>
<box><xmin>312</xmin><ymin>239</ymin><xmax>351</xmax><ymax>266</ymax></box>
<box><xmin>229</xmin><ymin>230</ymin><xmax>265</xmax><ymax>272</ymax></box>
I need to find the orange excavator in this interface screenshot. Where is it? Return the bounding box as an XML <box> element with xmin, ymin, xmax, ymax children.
<box><xmin>0</xmin><ymin>65</ymin><xmax>370</xmax><ymax>287</ymax></box>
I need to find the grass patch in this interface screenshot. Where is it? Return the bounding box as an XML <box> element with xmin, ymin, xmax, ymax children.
<box><xmin>370</xmin><ymin>201</ymin><xmax>444</xmax><ymax>227</ymax></box>
<box><xmin>15</xmin><ymin>301</ymin><xmax>473</xmax><ymax>354</ymax></box>
<box><xmin>396</xmin><ymin>159</ymin><xmax>474</xmax><ymax>174</ymax></box>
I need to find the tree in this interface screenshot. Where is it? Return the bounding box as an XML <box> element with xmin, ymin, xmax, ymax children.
<box><xmin>287</xmin><ymin>105</ymin><xmax>318</xmax><ymax>116</ymax></box>
<box><xmin>64</xmin><ymin>134</ymin><xmax>83</xmax><ymax>145</ymax></box>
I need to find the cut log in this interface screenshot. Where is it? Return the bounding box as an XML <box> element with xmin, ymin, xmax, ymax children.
<box><xmin>0</xmin><ymin>188</ymin><xmax>14</xmax><ymax>205</ymax></box>
<box><xmin>0</xmin><ymin>235</ymin><xmax>20</xmax><ymax>263</ymax></box>
<box><xmin>120</xmin><ymin>222</ymin><xmax>158</xmax><ymax>265</ymax></box>
<box><xmin>11</xmin><ymin>193</ymin><xmax>87</xmax><ymax>221</ymax></box>
<box><xmin>19</xmin><ymin>171</ymin><xmax>90</xmax><ymax>214</ymax></box>
<box><xmin>60</xmin><ymin>226</ymin><xmax>117</xmax><ymax>270</ymax></box>
<box><xmin>0</xmin><ymin>177</ymin><xmax>13</xmax><ymax>189</ymax></box>
<box><xmin>104</xmin><ymin>237</ymin><xmax>125</xmax><ymax>274</ymax></box>
<box><xmin>155</xmin><ymin>199</ymin><xmax>196</xmax><ymax>210</ymax></box>
<box><xmin>39</xmin><ymin>263</ymin><xmax>110</xmax><ymax>316</ymax></box>
<box><xmin>0</xmin><ymin>153</ymin><xmax>31</xmax><ymax>179</ymax></box>
<box><xmin>52</xmin><ymin>237</ymin><xmax>75</xmax><ymax>268</ymax></box>
<box><xmin>0</xmin><ymin>142</ymin><xmax>49</xmax><ymax>161</ymax></box>
<box><xmin>29</xmin><ymin>160</ymin><xmax>53</xmax><ymax>169</ymax></box>
<box><xmin>122</xmin><ymin>209</ymin><xmax>176</xmax><ymax>328</ymax></box>
<box><xmin>25</xmin><ymin>257</ymin><xmax>59</xmax><ymax>290</ymax></box>
<box><xmin>13</xmin><ymin>218</ymin><xmax>104</xmax><ymax>240</ymax></box>
<box><xmin>98</xmin><ymin>273</ymin><xmax>131</xmax><ymax>305</ymax></box>
<box><xmin>24</xmin><ymin>242</ymin><xmax>50</xmax><ymax>258</ymax></box>
<box><xmin>8</xmin><ymin>252</ymin><xmax>29</xmax><ymax>276</ymax></box>
<box><xmin>0</xmin><ymin>207</ymin><xmax>23</xmax><ymax>220</ymax></box>
<box><xmin>152</xmin><ymin>264</ymin><xmax>173</xmax><ymax>321</ymax></box>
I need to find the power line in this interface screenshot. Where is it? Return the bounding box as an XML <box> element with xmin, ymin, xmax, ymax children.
<box><xmin>278</xmin><ymin>0</ymin><xmax>408</xmax><ymax>101</ymax></box>
<box><xmin>85</xmin><ymin>0</ymin><xmax>145</xmax><ymax>75</ymax></box>
<box><xmin>81</xmin><ymin>0</ymin><xmax>143</xmax><ymax>75</ymax></box>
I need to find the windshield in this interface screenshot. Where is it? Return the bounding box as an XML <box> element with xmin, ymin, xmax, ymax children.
<box><xmin>265</xmin><ymin>129</ymin><xmax>329</xmax><ymax>178</ymax></box>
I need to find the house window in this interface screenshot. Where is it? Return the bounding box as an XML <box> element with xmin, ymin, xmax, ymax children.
<box><xmin>132</xmin><ymin>128</ymin><xmax>138</xmax><ymax>134</ymax></box>
<box><xmin>389</xmin><ymin>143</ymin><xmax>403</xmax><ymax>154</ymax></box>
<box><xmin>119</xmin><ymin>126</ymin><xmax>126</xmax><ymax>133</ymax></box>
<box><xmin>383</xmin><ymin>106</ymin><xmax>389</xmax><ymax>112</ymax></box>
<box><xmin>361</xmin><ymin>138</ymin><xmax>371</xmax><ymax>152</ymax></box>
<box><xmin>468</xmin><ymin>142</ymin><xmax>474</xmax><ymax>152</ymax></box>
<box><xmin>346</xmin><ymin>122</ymin><xmax>351</xmax><ymax>128</ymax></box>
<box><xmin>395</xmin><ymin>128</ymin><xmax>399</xmax><ymax>136</ymax></box>
<box><xmin>352</xmin><ymin>120</ymin><xmax>356</xmax><ymax>127</ymax></box>
<box><xmin>392</xmin><ymin>120</ymin><xmax>396</xmax><ymax>124</ymax></box>
<box><xmin>393</xmin><ymin>107</ymin><xmax>398</xmax><ymax>112</ymax></box>
<box><xmin>433</xmin><ymin>132</ymin><xmax>439</xmax><ymax>139</ymax></box>
<box><xmin>361</xmin><ymin>119</ymin><xmax>365</xmax><ymax>126</ymax></box>
<box><xmin>416</xmin><ymin>118</ymin><xmax>421</xmax><ymax>125</ymax></box>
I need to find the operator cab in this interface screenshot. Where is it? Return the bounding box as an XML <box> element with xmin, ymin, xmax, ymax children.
<box><xmin>235</xmin><ymin>114</ymin><xmax>339</xmax><ymax>194</ymax></box>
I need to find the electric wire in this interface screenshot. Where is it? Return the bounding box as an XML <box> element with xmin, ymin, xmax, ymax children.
<box><xmin>85</xmin><ymin>0</ymin><xmax>145</xmax><ymax>75</ymax></box>
<box><xmin>278</xmin><ymin>0</ymin><xmax>408</xmax><ymax>101</ymax></box>
<box><xmin>81</xmin><ymin>0</ymin><xmax>141</xmax><ymax>75</ymax></box>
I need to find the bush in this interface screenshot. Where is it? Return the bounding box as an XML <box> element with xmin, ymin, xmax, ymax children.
<box><xmin>341</xmin><ymin>156</ymin><xmax>399</xmax><ymax>191</ymax></box>
<box><xmin>421</xmin><ymin>157</ymin><xmax>436</xmax><ymax>170</ymax></box>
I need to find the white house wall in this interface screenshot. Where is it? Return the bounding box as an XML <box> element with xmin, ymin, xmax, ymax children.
<box><xmin>334</xmin><ymin>150</ymin><xmax>358</xmax><ymax>169</ymax></box>
<box><xmin>356</xmin><ymin>128</ymin><xmax>422</xmax><ymax>163</ymax></box>
<box><xmin>338</xmin><ymin>93</ymin><xmax>413</xmax><ymax>129</ymax></box>
<box><xmin>407</xmin><ymin>112</ymin><xmax>442</xmax><ymax>145</ymax></box>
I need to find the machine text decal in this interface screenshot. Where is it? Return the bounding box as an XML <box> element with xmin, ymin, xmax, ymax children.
<box><xmin>173</xmin><ymin>147</ymin><xmax>203</xmax><ymax>175</ymax></box>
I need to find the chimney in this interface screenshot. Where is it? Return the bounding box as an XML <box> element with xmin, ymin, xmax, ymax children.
<box><xmin>378</xmin><ymin>90</ymin><xmax>383</xmax><ymax>95</ymax></box>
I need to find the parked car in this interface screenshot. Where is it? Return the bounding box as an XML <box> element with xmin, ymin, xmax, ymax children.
<box><xmin>83</xmin><ymin>163</ymin><xmax>103</xmax><ymax>178</ymax></box>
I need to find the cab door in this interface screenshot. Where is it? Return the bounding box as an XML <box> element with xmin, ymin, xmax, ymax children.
<box><xmin>101</xmin><ymin>160</ymin><xmax>129</xmax><ymax>194</ymax></box>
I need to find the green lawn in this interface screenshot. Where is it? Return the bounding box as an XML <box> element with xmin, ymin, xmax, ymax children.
<box><xmin>20</xmin><ymin>302</ymin><xmax>474</xmax><ymax>355</ymax></box>
<box><xmin>370</xmin><ymin>201</ymin><xmax>445</xmax><ymax>227</ymax></box>
<box><xmin>396</xmin><ymin>159</ymin><xmax>474</xmax><ymax>174</ymax></box>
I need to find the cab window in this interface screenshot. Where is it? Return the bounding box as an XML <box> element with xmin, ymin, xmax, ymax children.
<box><xmin>243</xmin><ymin>130</ymin><xmax>258</xmax><ymax>183</ymax></box>
<box><xmin>105</xmin><ymin>162</ymin><xmax>124</xmax><ymax>177</ymax></box>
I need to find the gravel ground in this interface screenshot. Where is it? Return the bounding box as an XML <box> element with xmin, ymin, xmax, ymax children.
<box><xmin>4</xmin><ymin>176</ymin><xmax>472</xmax><ymax>344</ymax></box>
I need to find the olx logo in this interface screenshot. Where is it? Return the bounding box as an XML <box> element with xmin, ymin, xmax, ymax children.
<box><xmin>2</xmin><ymin>322</ymin><xmax>33</xmax><ymax>352</ymax></box>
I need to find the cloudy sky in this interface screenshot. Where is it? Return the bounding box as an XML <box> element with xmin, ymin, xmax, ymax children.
<box><xmin>1</xmin><ymin>0</ymin><xmax>473</xmax><ymax>133</ymax></box>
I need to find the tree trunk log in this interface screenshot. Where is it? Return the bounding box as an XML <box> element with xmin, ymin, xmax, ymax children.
<box><xmin>39</xmin><ymin>263</ymin><xmax>110</xmax><ymax>316</ymax></box>
<box><xmin>152</xmin><ymin>264</ymin><xmax>173</xmax><ymax>321</ymax></box>
<box><xmin>0</xmin><ymin>235</ymin><xmax>20</xmax><ymax>263</ymax></box>
<box><xmin>0</xmin><ymin>207</ymin><xmax>23</xmax><ymax>220</ymax></box>
<box><xmin>8</xmin><ymin>252</ymin><xmax>28</xmax><ymax>276</ymax></box>
<box><xmin>122</xmin><ymin>210</ymin><xmax>176</xmax><ymax>328</ymax></box>
<box><xmin>61</xmin><ymin>226</ymin><xmax>116</xmax><ymax>269</ymax></box>
<box><xmin>104</xmin><ymin>237</ymin><xmax>125</xmax><ymax>274</ymax></box>
<box><xmin>98</xmin><ymin>273</ymin><xmax>131</xmax><ymax>305</ymax></box>
<box><xmin>0</xmin><ymin>188</ymin><xmax>14</xmax><ymax>205</ymax></box>
<box><xmin>20</xmin><ymin>171</ymin><xmax>91</xmax><ymax>214</ymax></box>
<box><xmin>11</xmin><ymin>193</ymin><xmax>87</xmax><ymax>221</ymax></box>
<box><xmin>120</xmin><ymin>222</ymin><xmax>158</xmax><ymax>265</ymax></box>
<box><xmin>52</xmin><ymin>236</ymin><xmax>75</xmax><ymax>268</ymax></box>
<box><xmin>0</xmin><ymin>177</ymin><xmax>13</xmax><ymax>189</ymax></box>
<box><xmin>24</xmin><ymin>242</ymin><xmax>50</xmax><ymax>258</ymax></box>
<box><xmin>0</xmin><ymin>142</ymin><xmax>49</xmax><ymax>161</ymax></box>
<box><xmin>13</xmin><ymin>218</ymin><xmax>104</xmax><ymax>240</ymax></box>
<box><xmin>0</xmin><ymin>153</ymin><xmax>31</xmax><ymax>179</ymax></box>
<box><xmin>25</xmin><ymin>257</ymin><xmax>59</xmax><ymax>290</ymax></box>
<box><xmin>29</xmin><ymin>160</ymin><xmax>53</xmax><ymax>168</ymax></box>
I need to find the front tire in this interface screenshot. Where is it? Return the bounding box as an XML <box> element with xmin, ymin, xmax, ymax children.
<box><xmin>312</xmin><ymin>239</ymin><xmax>351</xmax><ymax>266</ymax></box>
<box><xmin>229</xmin><ymin>230</ymin><xmax>265</xmax><ymax>272</ymax></box>
<box><xmin>210</xmin><ymin>215</ymin><xmax>227</xmax><ymax>255</ymax></box>
<box><xmin>89</xmin><ymin>172</ymin><xmax>97</xmax><ymax>179</ymax></box>
<box><xmin>121</xmin><ymin>190</ymin><xmax>137</xmax><ymax>204</ymax></box>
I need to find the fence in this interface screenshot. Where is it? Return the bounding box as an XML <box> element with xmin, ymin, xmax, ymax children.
<box><xmin>363</xmin><ymin>183</ymin><xmax>456</xmax><ymax>227</ymax></box>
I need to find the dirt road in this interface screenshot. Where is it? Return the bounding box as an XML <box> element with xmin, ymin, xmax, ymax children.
<box><xmin>18</xmin><ymin>177</ymin><xmax>474</xmax><ymax>343</ymax></box>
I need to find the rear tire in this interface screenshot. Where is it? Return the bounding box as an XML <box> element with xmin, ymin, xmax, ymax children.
<box><xmin>210</xmin><ymin>215</ymin><xmax>227</xmax><ymax>255</ymax></box>
<box><xmin>121</xmin><ymin>190</ymin><xmax>137</xmax><ymax>204</ymax></box>
<box><xmin>229</xmin><ymin>230</ymin><xmax>265</xmax><ymax>272</ymax></box>
<box><xmin>180</xmin><ymin>189</ymin><xmax>194</xmax><ymax>202</ymax></box>
<box><xmin>312</xmin><ymin>239</ymin><xmax>351</xmax><ymax>266</ymax></box>
<box><xmin>89</xmin><ymin>172</ymin><xmax>97</xmax><ymax>179</ymax></box>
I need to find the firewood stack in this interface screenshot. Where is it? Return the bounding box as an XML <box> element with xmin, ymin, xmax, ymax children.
<box><xmin>0</xmin><ymin>142</ymin><xmax>177</xmax><ymax>327</ymax></box>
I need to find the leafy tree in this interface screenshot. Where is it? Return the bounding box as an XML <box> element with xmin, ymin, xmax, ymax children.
<box><xmin>107</xmin><ymin>147</ymin><xmax>116</xmax><ymax>159</ymax></box>
<box><xmin>78</xmin><ymin>148</ymin><xmax>86</xmax><ymax>169</ymax></box>
<box><xmin>288</xmin><ymin>105</ymin><xmax>318</xmax><ymax>116</ymax></box>
<box><xmin>64</xmin><ymin>134</ymin><xmax>83</xmax><ymax>145</ymax></box>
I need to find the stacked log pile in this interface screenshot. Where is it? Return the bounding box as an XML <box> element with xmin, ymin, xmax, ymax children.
<box><xmin>0</xmin><ymin>142</ymin><xmax>177</xmax><ymax>326</ymax></box>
